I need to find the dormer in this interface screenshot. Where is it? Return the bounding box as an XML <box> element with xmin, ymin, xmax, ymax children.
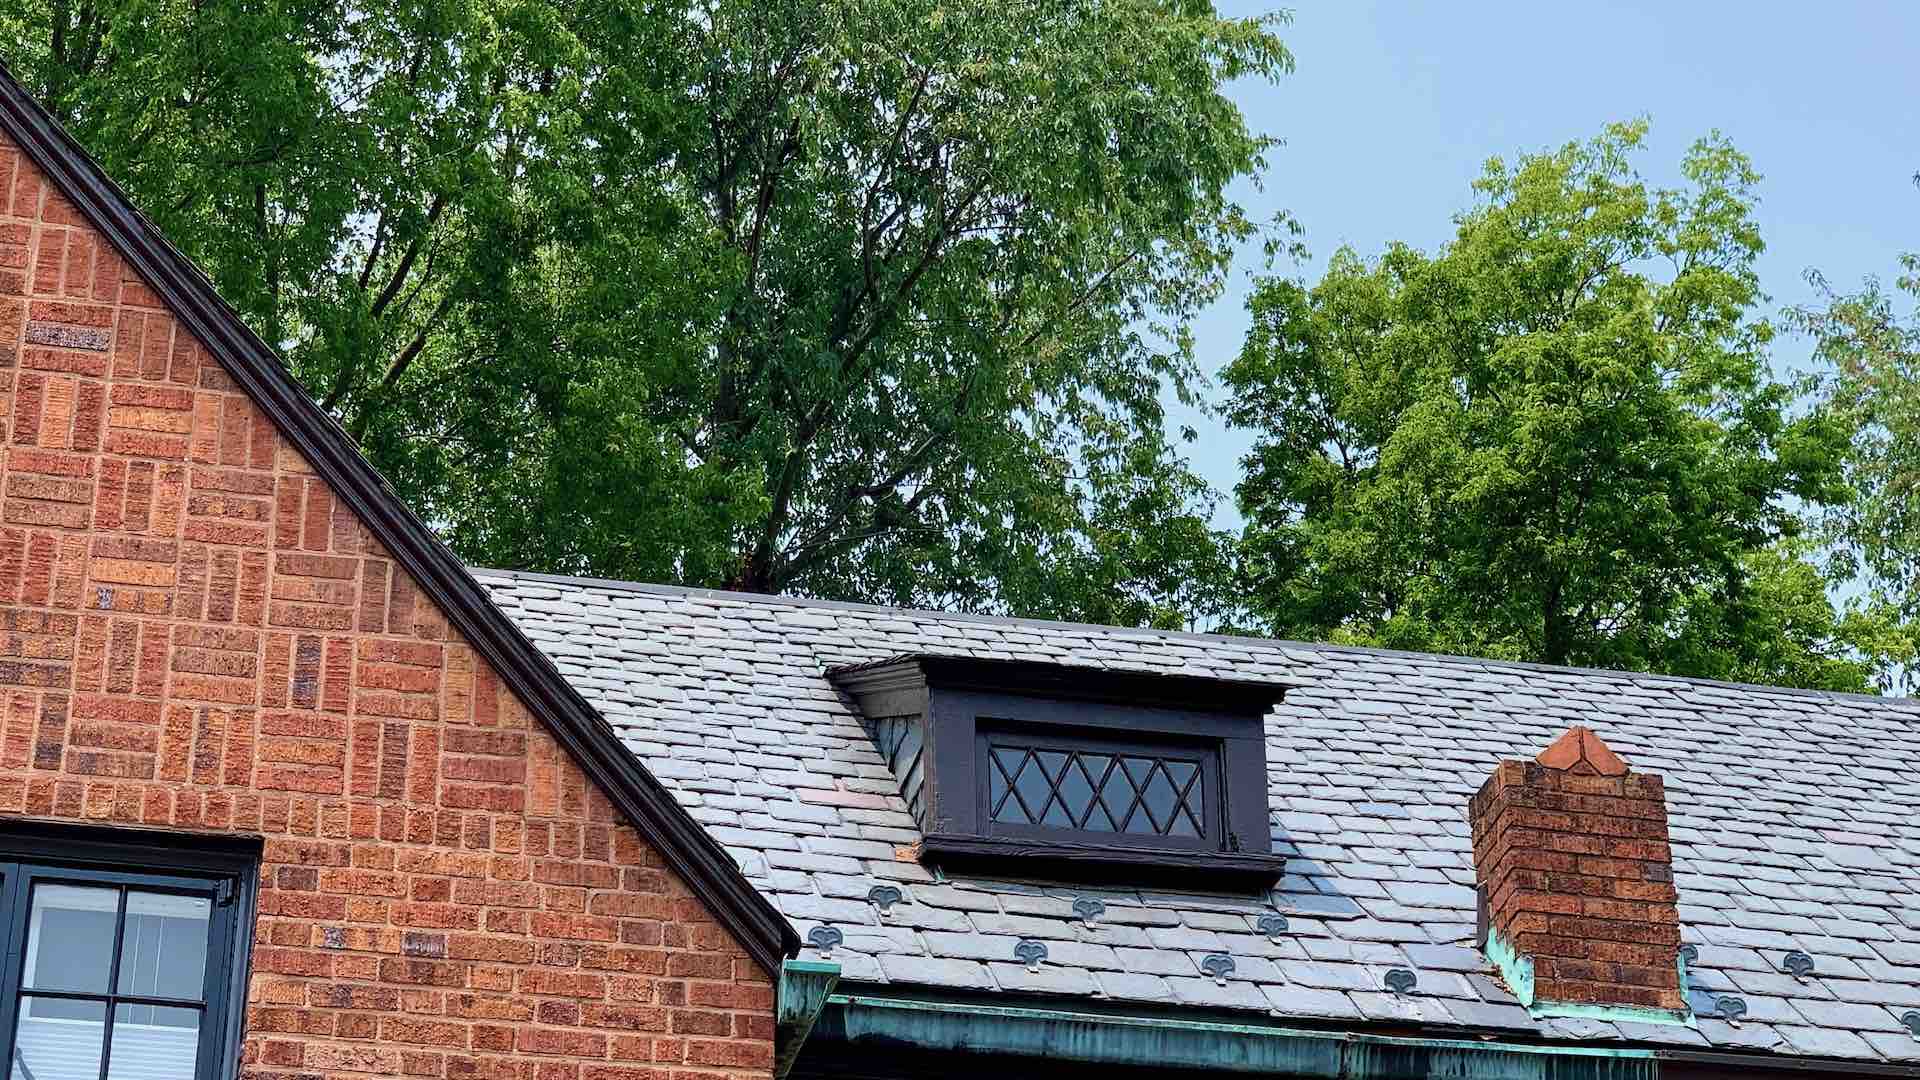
<box><xmin>828</xmin><ymin>655</ymin><xmax>1291</xmax><ymax>890</ymax></box>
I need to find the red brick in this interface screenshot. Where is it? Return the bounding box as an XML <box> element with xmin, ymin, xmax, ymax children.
<box><xmin>517</xmin><ymin>1029</ymin><xmax>606</xmax><ymax>1058</ymax></box>
<box><xmin>1472</xmin><ymin>726</ymin><xmax>1681</xmax><ymax>1011</ymax></box>
<box><xmin>0</xmin><ymin>127</ymin><xmax>770</xmax><ymax>1078</ymax></box>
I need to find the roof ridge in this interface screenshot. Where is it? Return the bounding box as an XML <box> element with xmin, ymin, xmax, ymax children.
<box><xmin>472</xmin><ymin>567</ymin><xmax>1920</xmax><ymax>708</ymax></box>
<box><xmin>0</xmin><ymin>61</ymin><xmax>795</xmax><ymax>973</ymax></box>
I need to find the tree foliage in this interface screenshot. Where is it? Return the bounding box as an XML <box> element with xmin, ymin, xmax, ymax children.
<box><xmin>1222</xmin><ymin>123</ymin><xmax>1909</xmax><ymax>690</ymax></box>
<box><xmin>1</xmin><ymin>0</ymin><xmax>1289</xmax><ymax>627</ymax></box>
<box><xmin>1788</xmin><ymin>179</ymin><xmax>1920</xmax><ymax>687</ymax></box>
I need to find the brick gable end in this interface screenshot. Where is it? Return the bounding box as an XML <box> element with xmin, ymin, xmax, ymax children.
<box><xmin>0</xmin><ymin>132</ymin><xmax>774</xmax><ymax>1080</ymax></box>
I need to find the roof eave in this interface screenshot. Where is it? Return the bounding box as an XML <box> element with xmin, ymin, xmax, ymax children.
<box><xmin>796</xmin><ymin>989</ymin><xmax>1920</xmax><ymax>1080</ymax></box>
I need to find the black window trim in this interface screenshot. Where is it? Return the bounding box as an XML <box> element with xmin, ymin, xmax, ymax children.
<box><xmin>0</xmin><ymin>823</ymin><xmax>259</xmax><ymax>1080</ymax></box>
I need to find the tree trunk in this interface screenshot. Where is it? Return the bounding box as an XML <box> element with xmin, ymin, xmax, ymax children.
<box><xmin>725</xmin><ymin>548</ymin><xmax>780</xmax><ymax>594</ymax></box>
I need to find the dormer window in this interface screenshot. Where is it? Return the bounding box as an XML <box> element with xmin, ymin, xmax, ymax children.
<box><xmin>829</xmin><ymin>656</ymin><xmax>1290</xmax><ymax>889</ymax></box>
<box><xmin>986</xmin><ymin>733</ymin><xmax>1213</xmax><ymax>843</ymax></box>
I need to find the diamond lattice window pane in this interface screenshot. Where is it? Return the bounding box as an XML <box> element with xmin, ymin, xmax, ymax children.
<box><xmin>1098</xmin><ymin>760</ymin><xmax>1138</xmax><ymax>830</ymax></box>
<box><xmin>1056</xmin><ymin>760</ymin><xmax>1095</xmax><ymax>824</ymax></box>
<box><xmin>1166</xmin><ymin>761</ymin><xmax>1204</xmax><ymax>837</ymax></box>
<box><xmin>1119</xmin><ymin>758</ymin><xmax>1158</xmax><ymax>834</ymax></box>
<box><xmin>1077</xmin><ymin>756</ymin><xmax>1117</xmax><ymax>830</ymax></box>
<box><xmin>988</xmin><ymin>742</ymin><xmax>1205</xmax><ymax>839</ymax></box>
<box><xmin>1139</xmin><ymin>764</ymin><xmax>1180</xmax><ymax>832</ymax></box>
<box><xmin>990</xmin><ymin>748</ymin><xmax>1031</xmax><ymax>823</ymax></box>
<box><xmin>1012</xmin><ymin>753</ymin><xmax>1053</xmax><ymax>821</ymax></box>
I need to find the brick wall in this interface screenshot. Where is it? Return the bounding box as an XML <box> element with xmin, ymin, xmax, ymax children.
<box><xmin>1467</xmin><ymin>727</ymin><xmax>1683</xmax><ymax>1011</ymax></box>
<box><xmin>0</xmin><ymin>133</ymin><xmax>774</xmax><ymax>1079</ymax></box>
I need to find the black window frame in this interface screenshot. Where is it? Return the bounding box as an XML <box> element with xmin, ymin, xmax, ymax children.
<box><xmin>0</xmin><ymin>823</ymin><xmax>259</xmax><ymax>1080</ymax></box>
<box><xmin>831</xmin><ymin>656</ymin><xmax>1292</xmax><ymax>890</ymax></box>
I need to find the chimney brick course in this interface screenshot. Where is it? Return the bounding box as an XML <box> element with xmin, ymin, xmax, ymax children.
<box><xmin>1469</xmin><ymin>727</ymin><xmax>1685</xmax><ymax>1013</ymax></box>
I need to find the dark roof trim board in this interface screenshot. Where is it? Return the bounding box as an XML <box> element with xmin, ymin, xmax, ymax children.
<box><xmin>828</xmin><ymin>654</ymin><xmax>1298</xmax><ymax>713</ymax></box>
<box><xmin>0</xmin><ymin>62</ymin><xmax>797</xmax><ymax>974</ymax></box>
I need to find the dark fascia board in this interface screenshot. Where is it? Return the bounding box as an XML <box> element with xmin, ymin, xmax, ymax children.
<box><xmin>918</xmin><ymin>835</ymin><xmax>1288</xmax><ymax>891</ymax></box>
<box><xmin>0</xmin><ymin>62</ymin><xmax>796</xmax><ymax>974</ymax></box>
<box><xmin>827</xmin><ymin>654</ymin><xmax>1294</xmax><ymax>715</ymax></box>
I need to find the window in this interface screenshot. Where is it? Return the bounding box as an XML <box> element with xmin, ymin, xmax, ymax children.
<box><xmin>0</xmin><ymin>826</ymin><xmax>256</xmax><ymax>1080</ymax></box>
<box><xmin>983</xmin><ymin>727</ymin><xmax>1216</xmax><ymax>847</ymax></box>
<box><xmin>831</xmin><ymin>655</ymin><xmax>1291</xmax><ymax>889</ymax></box>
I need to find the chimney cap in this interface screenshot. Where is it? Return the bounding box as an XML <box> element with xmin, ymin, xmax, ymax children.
<box><xmin>1535</xmin><ymin>725</ymin><xmax>1628</xmax><ymax>776</ymax></box>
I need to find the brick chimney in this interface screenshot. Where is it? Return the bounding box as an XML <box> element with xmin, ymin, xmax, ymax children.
<box><xmin>1468</xmin><ymin>726</ymin><xmax>1684</xmax><ymax>1014</ymax></box>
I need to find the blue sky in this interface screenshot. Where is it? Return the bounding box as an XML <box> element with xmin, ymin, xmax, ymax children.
<box><xmin>1177</xmin><ymin>0</ymin><xmax>1920</xmax><ymax>525</ymax></box>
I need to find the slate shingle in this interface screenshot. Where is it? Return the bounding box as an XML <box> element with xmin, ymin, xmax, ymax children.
<box><xmin>478</xmin><ymin>571</ymin><xmax>1920</xmax><ymax>1065</ymax></box>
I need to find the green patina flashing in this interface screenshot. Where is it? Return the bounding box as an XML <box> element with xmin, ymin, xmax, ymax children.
<box><xmin>819</xmin><ymin>993</ymin><xmax>1660</xmax><ymax>1080</ymax></box>
<box><xmin>1487</xmin><ymin>927</ymin><xmax>1539</xmax><ymax>1007</ymax></box>
<box><xmin>1485</xmin><ymin>927</ymin><xmax>1694</xmax><ymax>1029</ymax></box>
<box><xmin>776</xmin><ymin>959</ymin><xmax>840</xmax><ymax>1079</ymax></box>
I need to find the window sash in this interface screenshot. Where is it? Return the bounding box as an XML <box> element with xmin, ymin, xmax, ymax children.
<box><xmin>976</xmin><ymin>723</ymin><xmax>1225</xmax><ymax>852</ymax></box>
<box><xmin>0</xmin><ymin>838</ymin><xmax>248</xmax><ymax>1080</ymax></box>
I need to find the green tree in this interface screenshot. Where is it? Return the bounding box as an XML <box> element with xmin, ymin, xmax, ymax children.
<box><xmin>1223</xmin><ymin>123</ymin><xmax>1908</xmax><ymax>690</ymax></box>
<box><xmin>2</xmin><ymin>0</ymin><xmax>1289</xmax><ymax>627</ymax></box>
<box><xmin>1787</xmin><ymin>177</ymin><xmax>1920</xmax><ymax>686</ymax></box>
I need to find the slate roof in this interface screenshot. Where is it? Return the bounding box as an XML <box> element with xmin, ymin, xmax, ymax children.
<box><xmin>477</xmin><ymin>570</ymin><xmax>1920</xmax><ymax>1065</ymax></box>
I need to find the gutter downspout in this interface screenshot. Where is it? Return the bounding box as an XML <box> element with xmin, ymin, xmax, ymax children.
<box><xmin>775</xmin><ymin>960</ymin><xmax>840</xmax><ymax>1079</ymax></box>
